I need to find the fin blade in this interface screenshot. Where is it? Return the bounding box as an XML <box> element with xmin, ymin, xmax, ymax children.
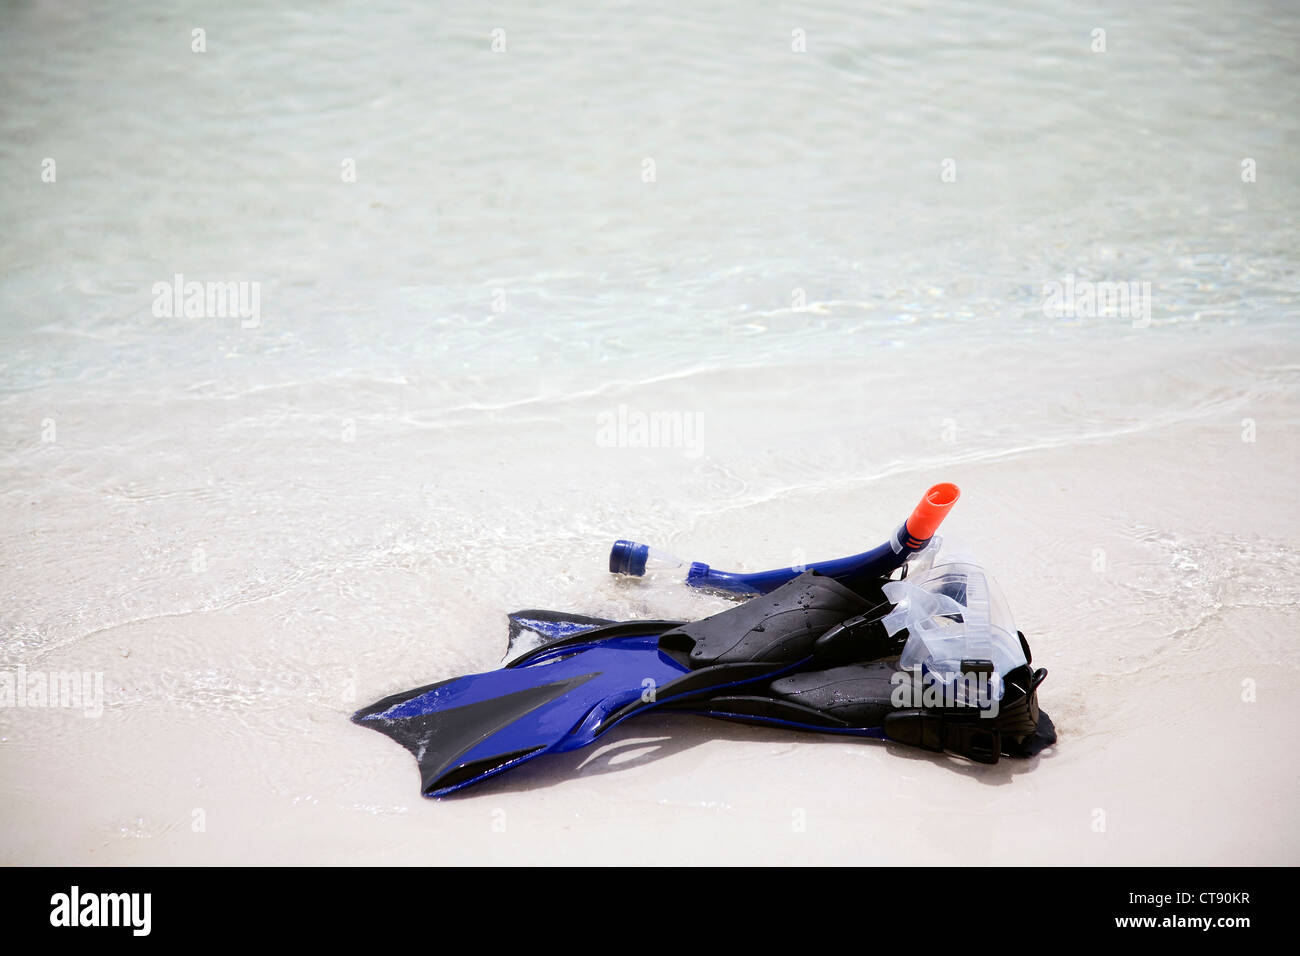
<box><xmin>506</xmin><ymin>609</ymin><xmax>616</xmax><ymax>659</ymax></box>
<box><xmin>354</xmin><ymin>672</ymin><xmax>601</xmax><ymax>795</ymax></box>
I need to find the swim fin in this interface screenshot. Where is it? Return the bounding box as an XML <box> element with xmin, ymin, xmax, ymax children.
<box><xmin>662</xmin><ymin>643</ymin><xmax>1057</xmax><ymax>763</ymax></box>
<box><xmin>507</xmin><ymin>606</ymin><xmax>1056</xmax><ymax>762</ymax></box>
<box><xmin>352</xmin><ymin>570</ymin><xmax>877</xmax><ymax>796</ymax></box>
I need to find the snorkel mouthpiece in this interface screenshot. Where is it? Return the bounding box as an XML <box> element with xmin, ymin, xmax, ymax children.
<box><xmin>609</xmin><ymin>541</ymin><xmax>687</xmax><ymax>577</ymax></box>
<box><xmin>903</xmin><ymin>482</ymin><xmax>961</xmax><ymax>547</ymax></box>
<box><xmin>609</xmin><ymin>539</ymin><xmax>650</xmax><ymax>576</ymax></box>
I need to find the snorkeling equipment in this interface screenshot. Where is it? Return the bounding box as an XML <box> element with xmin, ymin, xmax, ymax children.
<box><xmin>608</xmin><ymin>482</ymin><xmax>959</xmax><ymax>595</ymax></box>
<box><xmin>352</xmin><ymin>483</ymin><xmax>1055</xmax><ymax>797</ymax></box>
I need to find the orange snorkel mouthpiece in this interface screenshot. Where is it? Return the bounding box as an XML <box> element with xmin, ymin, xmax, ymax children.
<box><xmin>904</xmin><ymin>482</ymin><xmax>961</xmax><ymax>545</ymax></box>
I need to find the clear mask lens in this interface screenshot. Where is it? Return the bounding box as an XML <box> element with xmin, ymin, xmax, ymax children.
<box><xmin>882</xmin><ymin>557</ymin><xmax>1026</xmax><ymax>703</ymax></box>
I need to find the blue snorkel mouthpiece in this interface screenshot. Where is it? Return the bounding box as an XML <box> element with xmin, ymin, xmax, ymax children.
<box><xmin>609</xmin><ymin>540</ymin><xmax>650</xmax><ymax>576</ymax></box>
<box><xmin>608</xmin><ymin>540</ymin><xmax>687</xmax><ymax>577</ymax></box>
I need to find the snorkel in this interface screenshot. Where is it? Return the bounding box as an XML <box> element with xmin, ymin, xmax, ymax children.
<box><xmin>609</xmin><ymin>482</ymin><xmax>960</xmax><ymax>596</ymax></box>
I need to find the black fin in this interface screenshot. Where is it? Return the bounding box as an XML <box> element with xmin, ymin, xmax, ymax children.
<box><xmin>353</xmin><ymin>673</ymin><xmax>601</xmax><ymax>795</ymax></box>
<box><xmin>660</xmin><ymin>571</ymin><xmax>874</xmax><ymax>666</ymax></box>
<box><xmin>767</xmin><ymin>661</ymin><xmax>901</xmax><ymax>726</ymax></box>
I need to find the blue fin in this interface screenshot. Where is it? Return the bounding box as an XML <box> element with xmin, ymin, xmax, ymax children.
<box><xmin>354</xmin><ymin>572</ymin><xmax>873</xmax><ymax>796</ymax></box>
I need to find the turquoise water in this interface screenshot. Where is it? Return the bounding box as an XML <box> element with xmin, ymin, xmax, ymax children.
<box><xmin>3</xmin><ymin>0</ymin><xmax>1298</xmax><ymax>654</ymax></box>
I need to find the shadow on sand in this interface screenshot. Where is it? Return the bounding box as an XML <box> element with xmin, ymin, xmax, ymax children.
<box><xmin>434</xmin><ymin>711</ymin><xmax>1057</xmax><ymax>800</ymax></box>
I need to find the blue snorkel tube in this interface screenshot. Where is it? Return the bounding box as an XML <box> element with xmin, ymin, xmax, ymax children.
<box><xmin>609</xmin><ymin>483</ymin><xmax>961</xmax><ymax>596</ymax></box>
